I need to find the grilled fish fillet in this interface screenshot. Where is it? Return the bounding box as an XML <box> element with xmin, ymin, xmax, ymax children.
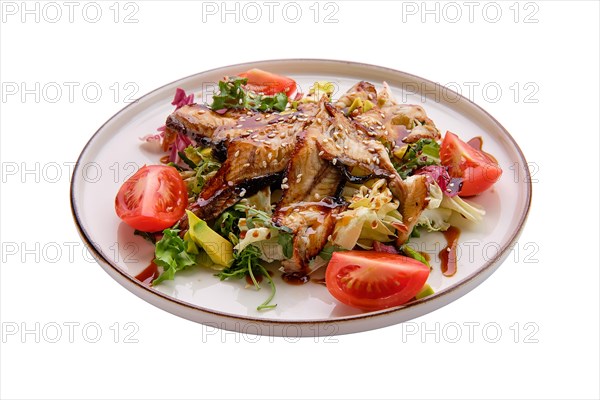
<box><xmin>354</xmin><ymin>102</ymin><xmax>440</xmax><ymax>146</ymax></box>
<box><xmin>395</xmin><ymin>174</ymin><xmax>429</xmax><ymax>245</ymax></box>
<box><xmin>317</xmin><ymin>102</ymin><xmax>399</xmax><ymax>179</ymax></box>
<box><xmin>335</xmin><ymin>81</ymin><xmax>378</xmax><ymax>109</ymax></box>
<box><xmin>273</xmin><ymin>102</ymin><xmax>346</xmax><ymax>272</ymax></box>
<box><xmin>192</xmin><ymin>120</ymin><xmax>300</xmax><ymax>221</ymax></box>
<box><xmin>166</xmin><ymin>103</ymin><xmax>315</xmax><ymax>158</ymax></box>
<box><xmin>315</xmin><ymin>101</ymin><xmax>430</xmax><ymax>246</ymax></box>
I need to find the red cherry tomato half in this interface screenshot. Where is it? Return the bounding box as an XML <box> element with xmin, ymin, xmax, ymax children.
<box><xmin>440</xmin><ymin>131</ymin><xmax>502</xmax><ymax>196</ymax></box>
<box><xmin>325</xmin><ymin>251</ymin><xmax>430</xmax><ymax>311</ymax></box>
<box><xmin>238</xmin><ymin>68</ymin><xmax>297</xmax><ymax>97</ymax></box>
<box><xmin>115</xmin><ymin>165</ymin><xmax>188</xmax><ymax>232</ymax></box>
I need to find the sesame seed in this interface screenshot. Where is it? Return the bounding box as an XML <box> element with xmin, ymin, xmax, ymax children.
<box><xmin>343</xmin><ymin>145</ymin><xmax>349</xmax><ymax>150</ymax></box>
<box><xmin>335</xmin><ymin>144</ymin><xmax>342</xmax><ymax>150</ymax></box>
<box><xmin>227</xmin><ymin>181</ymin><xmax>234</xmax><ymax>187</ymax></box>
<box><xmin>280</xmin><ymin>133</ymin><xmax>286</xmax><ymax>138</ymax></box>
<box><xmin>314</xmin><ymin>193</ymin><xmax>321</xmax><ymax>200</ymax></box>
<box><xmin>251</xmin><ymin>134</ymin><xmax>258</xmax><ymax>140</ymax></box>
<box><xmin>278</xmin><ymin>117</ymin><xmax>284</xmax><ymax>122</ymax></box>
<box><xmin>296</xmin><ymin>176</ymin><xmax>302</xmax><ymax>183</ymax></box>
<box><xmin>238</xmin><ymin>98</ymin><xmax>243</xmax><ymax>104</ymax></box>
<box><xmin>198</xmin><ymin>109</ymin><xmax>206</xmax><ymax>114</ymax></box>
<box><xmin>239</xmin><ymin>117</ymin><xmax>246</xmax><ymax>122</ymax></box>
<box><xmin>234</xmin><ymin>150</ymin><xmax>240</xmax><ymax>157</ymax></box>
<box><xmin>327</xmin><ymin>234</ymin><xmax>332</xmax><ymax>241</ymax></box>
<box><xmin>317</xmin><ymin>117</ymin><xmax>322</xmax><ymax>123</ymax></box>
<box><xmin>243</xmin><ymin>163</ymin><xmax>250</xmax><ymax>168</ymax></box>
<box><xmin>318</xmin><ymin>151</ymin><xmax>324</xmax><ymax>156</ymax></box>
<box><xmin>267</xmin><ymin>153</ymin><xmax>273</xmax><ymax>160</ymax></box>
<box><xmin>255</xmin><ymin>117</ymin><xmax>262</xmax><ymax>121</ymax></box>
<box><xmin>293</xmin><ymin>208</ymin><xmax>300</xmax><ymax>212</ymax></box>
<box><xmin>368</xmin><ymin>148</ymin><xmax>376</xmax><ymax>153</ymax></box>
<box><xmin>239</xmin><ymin>189</ymin><xmax>247</xmax><ymax>197</ymax></box>
<box><xmin>332</xmin><ymin>158</ymin><xmax>337</xmax><ymax>165</ymax></box>
<box><xmin>380</xmin><ymin>112</ymin><xmax>386</xmax><ymax>119</ymax></box>
<box><xmin>262</xmin><ymin>161</ymin><xmax>267</xmax><ymax>168</ymax></box>
<box><xmin>282</xmin><ymin>177</ymin><xmax>288</xmax><ymax>183</ymax></box>
<box><xmin>297</xmin><ymin>173</ymin><xmax>303</xmax><ymax>178</ymax></box>
<box><xmin>281</xmin><ymin>183</ymin><xmax>289</xmax><ymax>190</ymax></box>
<box><xmin>267</xmin><ymin>133</ymin><xmax>276</xmax><ymax>139</ymax></box>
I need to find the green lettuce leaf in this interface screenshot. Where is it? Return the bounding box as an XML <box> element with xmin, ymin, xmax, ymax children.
<box><xmin>152</xmin><ymin>229</ymin><xmax>197</xmax><ymax>285</ymax></box>
<box><xmin>211</xmin><ymin>77</ymin><xmax>288</xmax><ymax>112</ymax></box>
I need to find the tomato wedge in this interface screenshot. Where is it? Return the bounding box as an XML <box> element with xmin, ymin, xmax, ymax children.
<box><xmin>440</xmin><ymin>131</ymin><xmax>502</xmax><ymax>196</ymax></box>
<box><xmin>325</xmin><ymin>251</ymin><xmax>430</xmax><ymax>311</ymax></box>
<box><xmin>238</xmin><ymin>68</ymin><xmax>297</xmax><ymax>97</ymax></box>
<box><xmin>115</xmin><ymin>165</ymin><xmax>188</xmax><ymax>232</ymax></box>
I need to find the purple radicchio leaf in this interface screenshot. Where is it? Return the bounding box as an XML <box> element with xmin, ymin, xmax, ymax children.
<box><xmin>415</xmin><ymin>165</ymin><xmax>462</xmax><ymax>197</ymax></box>
<box><xmin>171</xmin><ymin>88</ymin><xmax>195</xmax><ymax>110</ymax></box>
<box><xmin>373</xmin><ymin>241</ymin><xmax>400</xmax><ymax>254</ymax></box>
<box><xmin>168</xmin><ymin>133</ymin><xmax>193</xmax><ymax>167</ymax></box>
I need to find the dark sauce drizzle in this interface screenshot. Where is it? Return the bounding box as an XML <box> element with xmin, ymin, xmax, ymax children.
<box><xmin>439</xmin><ymin>226</ymin><xmax>460</xmax><ymax>277</ymax></box>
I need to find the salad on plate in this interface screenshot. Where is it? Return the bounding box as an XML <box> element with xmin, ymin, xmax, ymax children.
<box><xmin>114</xmin><ymin>69</ymin><xmax>502</xmax><ymax>311</ymax></box>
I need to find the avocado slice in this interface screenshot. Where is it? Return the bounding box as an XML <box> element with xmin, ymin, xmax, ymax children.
<box><xmin>185</xmin><ymin>210</ymin><xmax>233</xmax><ymax>267</ymax></box>
<box><xmin>415</xmin><ymin>283</ymin><xmax>434</xmax><ymax>300</ymax></box>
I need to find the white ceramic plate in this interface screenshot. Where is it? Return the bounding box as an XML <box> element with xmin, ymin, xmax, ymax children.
<box><xmin>71</xmin><ymin>59</ymin><xmax>531</xmax><ymax>336</ymax></box>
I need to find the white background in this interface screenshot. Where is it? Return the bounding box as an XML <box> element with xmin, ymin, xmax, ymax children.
<box><xmin>1</xmin><ymin>1</ymin><xmax>598</xmax><ymax>399</ymax></box>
